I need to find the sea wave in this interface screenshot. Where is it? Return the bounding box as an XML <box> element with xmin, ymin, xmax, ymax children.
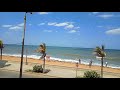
<box><xmin>3</xmin><ymin>53</ymin><xmax>120</xmax><ymax>69</ymax></box>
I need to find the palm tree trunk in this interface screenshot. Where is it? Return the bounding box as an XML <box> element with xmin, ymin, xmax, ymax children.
<box><xmin>101</xmin><ymin>57</ymin><xmax>103</xmax><ymax>78</ymax></box>
<box><xmin>0</xmin><ymin>48</ymin><xmax>2</xmax><ymax>60</ymax></box>
<box><xmin>43</xmin><ymin>56</ymin><xmax>45</xmax><ymax>73</ymax></box>
<box><xmin>42</xmin><ymin>53</ymin><xmax>46</xmax><ymax>73</ymax></box>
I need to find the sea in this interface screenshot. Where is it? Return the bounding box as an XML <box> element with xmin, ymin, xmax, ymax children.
<box><xmin>2</xmin><ymin>44</ymin><xmax>120</xmax><ymax>69</ymax></box>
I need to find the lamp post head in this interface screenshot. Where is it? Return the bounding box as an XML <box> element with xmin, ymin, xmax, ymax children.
<box><xmin>26</xmin><ymin>12</ymin><xmax>32</xmax><ymax>14</ymax></box>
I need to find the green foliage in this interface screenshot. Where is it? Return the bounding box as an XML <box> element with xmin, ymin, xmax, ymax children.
<box><xmin>33</xmin><ymin>65</ymin><xmax>43</xmax><ymax>73</ymax></box>
<box><xmin>94</xmin><ymin>45</ymin><xmax>106</xmax><ymax>57</ymax></box>
<box><xmin>83</xmin><ymin>70</ymin><xmax>100</xmax><ymax>78</ymax></box>
<box><xmin>36</xmin><ymin>43</ymin><xmax>46</xmax><ymax>54</ymax></box>
<box><xmin>0</xmin><ymin>40</ymin><xmax>4</xmax><ymax>48</ymax></box>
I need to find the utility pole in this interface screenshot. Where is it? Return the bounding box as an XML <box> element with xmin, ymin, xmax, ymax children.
<box><xmin>26</xmin><ymin>49</ymin><xmax>28</xmax><ymax>65</ymax></box>
<box><xmin>19</xmin><ymin>12</ymin><xmax>32</xmax><ymax>78</ymax></box>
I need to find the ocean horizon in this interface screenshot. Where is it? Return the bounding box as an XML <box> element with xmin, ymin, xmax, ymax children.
<box><xmin>2</xmin><ymin>44</ymin><xmax>120</xmax><ymax>69</ymax></box>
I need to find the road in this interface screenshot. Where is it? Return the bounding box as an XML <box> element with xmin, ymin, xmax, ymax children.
<box><xmin>0</xmin><ymin>69</ymin><xmax>56</xmax><ymax>78</ymax></box>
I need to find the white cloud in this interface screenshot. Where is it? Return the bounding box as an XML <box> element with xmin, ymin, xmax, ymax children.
<box><xmin>92</xmin><ymin>12</ymin><xmax>99</xmax><ymax>14</ymax></box>
<box><xmin>9</xmin><ymin>26</ymin><xmax>22</xmax><ymax>30</ymax></box>
<box><xmin>47</xmin><ymin>22</ymin><xmax>80</xmax><ymax>33</ymax></box>
<box><xmin>38</xmin><ymin>12</ymin><xmax>48</xmax><ymax>15</ymax></box>
<box><xmin>2</xmin><ymin>25</ymin><xmax>12</xmax><ymax>27</ymax></box>
<box><xmin>74</xmin><ymin>27</ymin><xmax>80</xmax><ymax>29</ymax></box>
<box><xmin>2</xmin><ymin>23</ymin><xmax>25</xmax><ymax>31</ymax></box>
<box><xmin>17</xmin><ymin>23</ymin><xmax>24</xmax><ymax>27</ymax></box>
<box><xmin>48</xmin><ymin>22</ymin><xmax>57</xmax><ymax>26</ymax></box>
<box><xmin>64</xmin><ymin>24</ymin><xmax>74</xmax><ymax>29</ymax></box>
<box><xmin>43</xmin><ymin>30</ymin><xmax>52</xmax><ymax>32</ymax></box>
<box><xmin>48</xmin><ymin>22</ymin><xmax>69</xmax><ymax>27</ymax></box>
<box><xmin>98</xmin><ymin>14</ymin><xmax>114</xmax><ymax>19</ymax></box>
<box><xmin>55</xmin><ymin>22</ymin><xmax>69</xmax><ymax>27</ymax></box>
<box><xmin>38</xmin><ymin>23</ymin><xmax>45</xmax><ymax>26</ymax></box>
<box><xmin>97</xmin><ymin>25</ymin><xmax>116</xmax><ymax>30</ymax></box>
<box><xmin>106</xmin><ymin>28</ymin><xmax>120</xmax><ymax>35</ymax></box>
<box><xmin>68</xmin><ymin>30</ymin><xmax>77</xmax><ymax>33</ymax></box>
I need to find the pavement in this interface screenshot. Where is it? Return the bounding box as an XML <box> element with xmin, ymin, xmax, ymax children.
<box><xmin>0</xmin><ymin>69</ymin><xmax>56</xmax><ymax>78</ymax></box>
<box><xmin>0</xmin><ymin>60</ymin><xmax>120</xmax><ymax>78</ymax></box>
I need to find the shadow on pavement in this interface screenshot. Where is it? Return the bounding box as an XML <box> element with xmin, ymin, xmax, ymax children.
<box><xmin>0</xmin><ymin>60</ymin><xmax>10</xmax><ymax>68</ymax></box>
<box><xmin>4</xmin><ymin>64</ymin><xmax>11</xmax><ymax>67</ymax></box>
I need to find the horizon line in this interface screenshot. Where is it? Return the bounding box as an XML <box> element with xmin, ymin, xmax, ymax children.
<box><xmin>4</xmin><ymin>43</ymin><xmax>120</xmax><ymax>50</ymax></box>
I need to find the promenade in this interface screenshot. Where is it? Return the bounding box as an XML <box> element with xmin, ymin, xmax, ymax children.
<box><xmin>0</xmin><ymin>60</ymin><xmax>120</xmax><ymax>78</ymax></box>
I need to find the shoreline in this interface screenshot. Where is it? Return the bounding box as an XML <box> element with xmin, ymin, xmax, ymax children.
<box><xmin>3</xmin><ymin>54</ymin><xmax>120</xmax><ymax>69</ymax></box>
<box><xmin>2</xmin><ymin>55</ymin><xmax>120</xmax><ymax>74</ymax></box>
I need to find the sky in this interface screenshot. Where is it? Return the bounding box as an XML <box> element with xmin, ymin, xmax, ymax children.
<box><xmin>0</xmin><ymin>12</ymin><xmax>120</xmax><ymax>49</ymax></box>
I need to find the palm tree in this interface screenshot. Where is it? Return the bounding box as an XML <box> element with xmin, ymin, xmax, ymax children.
<box><xmin>36</xmin><ymin>43</ymin><xmax>46</xmax><ymax>73</ymax></box>
<box><xmin>0</xmin><ymin>40</ymin><xmax>4</xmax><ymax>60</ymax></box>
<box><xmin>94</xmin><ymin>45</ymin><xmax>106</xmax><ymax>78</ymax></box>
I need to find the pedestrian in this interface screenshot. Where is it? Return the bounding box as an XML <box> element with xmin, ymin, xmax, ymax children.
<box><xmin>89</xmin><ymin>59</ymin><xmax>92</xmax><ymax>68</ymax></box>
<box><xmin>105</xmin><ymin>62</ymin><xmax>108</xmax><ymax>67</ymax></box>
<box><xmin>79</xmin><ymin>59</ymin><xmax>81</xmax><ymax>64</ymax></box>
<box><xmin>46</xmin><ymin>55</ymin><xmax>50</xmax><ymax>61</ymax></box>
<box><xmin>76</xmin><ymin>62</ymin><xmax>79</xmax><ymax>68</ymax></box>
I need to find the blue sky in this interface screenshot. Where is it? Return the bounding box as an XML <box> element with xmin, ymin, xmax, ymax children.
<box><xmin>0</xmin><ymin>12</ymin><xmax>120</xmax><ymax>49</ymax></box>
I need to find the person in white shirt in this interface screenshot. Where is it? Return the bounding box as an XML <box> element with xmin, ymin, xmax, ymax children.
<box><xmin>105</xmin><ymin>62</ymin><xmax>108</xmax><ymax>67</ymax></box>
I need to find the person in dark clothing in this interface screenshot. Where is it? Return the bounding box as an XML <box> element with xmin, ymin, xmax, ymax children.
<box><xmin>79</xmin><ymin>59</ymin><xmax>81</xmax><ymax>64</ymax></box>
<box><xmin>89</xmin><ymin>59</ymin><xmax>92</xmax><ymax>68</ymax></box>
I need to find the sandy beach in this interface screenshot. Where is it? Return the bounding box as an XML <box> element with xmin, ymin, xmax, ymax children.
<box><xmin>2</xmin><ymin>55</ymin><xmax>120</xmax><ymax>74</ymax></box>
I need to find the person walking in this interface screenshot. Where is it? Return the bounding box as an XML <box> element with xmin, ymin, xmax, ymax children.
<box><xmin>89</xmin><ymin>59</ymin><xmax>92</xmax><ymax>68</ymax></box>
<box><xmin>79</xmin><ymin>59</ymin><xmax>81</xmax><ymax>64</ymax></box>
<box><xmin>105</xmin><ymin>62</ymin><xmax>108</xmax><ymax>67</ymax></box>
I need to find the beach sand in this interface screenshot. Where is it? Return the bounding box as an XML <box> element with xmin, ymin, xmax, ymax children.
<box><xmin>2</xmin><ymin>55</ymin><xmax>120</xmax><ymax>74</ymax></box>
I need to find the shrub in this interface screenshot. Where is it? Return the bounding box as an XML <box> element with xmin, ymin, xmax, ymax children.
<box><xmin>33</xmin><ymin>65</ymin><xmax>43</xmax><ymax>73</ymax></box>
<box><xmin>83</xmin><ymin>70</ymin><xmax>100</xmax><ymax>78</ymax></box>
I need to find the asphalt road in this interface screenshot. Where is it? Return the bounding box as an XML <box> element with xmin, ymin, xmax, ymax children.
<box><xmin>0</xmin><ymin>69</ymin><xmax>55</xmax><ymax>78</ymax></box>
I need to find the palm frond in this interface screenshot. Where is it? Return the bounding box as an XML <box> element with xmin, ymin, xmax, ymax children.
<box><xmin>37</xmin><ymin>43</ymin><xmax>46</xmax><ymax>54</ymax></box>
<box><xmin>94</xmin><ymin>46</ymin><xmax>106</xmax><ymax>57</ymax></box>
<box><xmin>0</xmin><ymin>40</ymin><xmax>4</xmax><ymax>48</ymax></box>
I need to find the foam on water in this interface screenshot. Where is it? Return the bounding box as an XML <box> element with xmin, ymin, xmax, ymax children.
<box><xmin>3</xmin><ymin>53</ymin><xmax>40</xmax><ymax>59</ymax></box>
<box><xmin>3</xmin><ymin>53</ymin><xmax>21</xmax><ymax>57</ymax></box>
<box><xmin>27</xmin><ymin>55</ymin><xmax>40</xmax><ymax>59</ymax></box>
<box><xmin>3</xmin><ymin>53</ymin><xmax>120</xmax><ymax>69</ymax></box>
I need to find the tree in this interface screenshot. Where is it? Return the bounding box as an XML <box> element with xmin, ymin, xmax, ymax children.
<box><xmin>0</xmin><ymin>40</ymin><xmax>4</xmax><ymax>60</ymax></box>
<box><xmin>94</xmin><ymin>45</ymin><xmax>106</xmax><ymax>78</ymax></box>
<box><xmin>36</xmin><ymin>43</ymin><xmax>46</xmax><ymax>73</ymax></box>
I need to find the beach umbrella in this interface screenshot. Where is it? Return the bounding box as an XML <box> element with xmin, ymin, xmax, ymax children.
<box><xmin>0</xmin><ymin>40</ymin><xmax>4</xmax><ymax>60</ymax></box>
<box><xmin>94</xmin><ymin>45</ymin><xmax>106</xmax><ymax>78</ymax></box>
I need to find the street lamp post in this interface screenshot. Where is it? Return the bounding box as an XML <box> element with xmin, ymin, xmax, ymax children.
<box><xmin>76</xmin><ymin>62</ymin><xmax>78</xmax><ymax>78</ymax></box>
<box><xmin>19</xmin><ymin>12</ymin><xmax>32</xmax><ymax>78</ymax></box>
